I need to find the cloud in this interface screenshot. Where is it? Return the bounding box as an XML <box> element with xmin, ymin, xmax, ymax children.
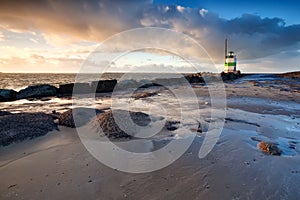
<box><xmin>139</xmin><ymin>6</ymin><xmax>300</xmax><ymax>63</ymax></box>
<box><xmin>199</xmin><ymin>9</ymin><xmax>208</xmax><ymax>17</ymax></box>
<box><xmin>0</xmin><ymin>31</ymin><xmax>4</xmax><ymax>42</ymax></box>
<box><xmin>0</xmin><ymin>0</ymin><xmax>152</xmax><ymax>45</ymax></box>
<box><xmin>0</xmin><ymin>43</ymin><xmax>95</xmax><ymax>73</ymax></box>
<box><xmin>0</xmin><ymin>0</ymin><xmax>299</xmax><ymax>72</ymax></box>
<box><xmin>176</xmin><ymin>5</ymin><xmax>185</xmax><ymax>13</ymax></box>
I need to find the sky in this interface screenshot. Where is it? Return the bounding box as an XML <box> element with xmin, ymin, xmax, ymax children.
<box><xmin>0</xmin><ymin>0</ymin><xmax>299</xmax><ymax>73</ymax></box>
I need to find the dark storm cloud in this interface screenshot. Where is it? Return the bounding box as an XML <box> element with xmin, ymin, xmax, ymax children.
<box><xmin>0</xmin><ymin>0</ymin><xmax>299</xmax><ymax>63</ymax></box>
<box><xmin>139</xmin><ymin>6</ymin><xmax>300</xmax><ymax>61</ymax></box>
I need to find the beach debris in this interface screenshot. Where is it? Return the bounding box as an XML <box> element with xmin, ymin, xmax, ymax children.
<box><xmin>50</xmin><ymin>110</ymin><xmax>60</xmax><ymax>119</ymax></box>
<box><xmin>0</xmin><ymin>112</ymin><xmax>58</xmax><ymax>146</ymax></box>
<box><xmin>8</xmin><ymin>184</ymin><xmax>17</xmax><ymax>189</ymax></box>
<box><xmin>16</xmin><ymin>84</ymin><xmax>57</xmax><ymax>99</ymax></box>
<box><xmin>257</xmin><ymin>141</ymin><xmax>282</xmax><ymax>156</ymax></box>
<box><xmin>225</xmin><ymin>118</ymin><xmax>260</xmax><ymax>127</ymax></box>
<box><xmin>91</xmin><ymin>110</ymin><xmax>151</xmax><ymax>138</ymax></box>
<box><xmin>291</xmin><ymin>170</ymin><xmax>300</xmax><ymax>174</ymax></box>
<box><xmin>165</xmin><ymin>120</ymin><xmax>180</xmax><ymax>131</ymax></box>
<box><xmin>288</xmin><ymin>141</ymin><xmax>297</xmax><ymax>149</ymax></box>
<box><xmin>190</xmin><ymin>121</ymin><xmax>203</xmax><ymax>133</ymax></box>
<box><xmin>132</xmin><ymin>91</ymin><xmax>158</xmax><ymax>100</ymax></box>
<box><xmin>244</xmin><ymin>161</ymin><xmax>250</xmax><ymax>166</ymax></box>
<box><xmin>58</xmin><ymin>108</ymin><xmax>103</xmax><ymax>128</ymax></box>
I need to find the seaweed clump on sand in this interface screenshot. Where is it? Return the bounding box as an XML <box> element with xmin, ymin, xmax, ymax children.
<box><xmin>58</xmin><ymin>108</ymin><xmax>103</xmax><ymax>128</ymax></box>
<box><xmin>91</xmin><ymin>110</ymin><xmax>151</xmax><ymax>139</ymax></box>
<box><xmin>257</xmin><ymin>141</ymin><xmax>282</xmax><ymax>156</ymax></box>
<box><xmin>0</xmin><ymin>112</ymin><xmax>58</xmax><ymax>146</ymax></box>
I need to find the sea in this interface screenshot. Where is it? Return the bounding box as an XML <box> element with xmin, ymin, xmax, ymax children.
<box><xmin>0</xmin><ymin>73</ymin><xmax>189</xmax><ymax>91</ymax></box>
<box><xmin>0</xmin><ymin>73</ymin><xmax>123</xmax><ymax>91</ymax></box>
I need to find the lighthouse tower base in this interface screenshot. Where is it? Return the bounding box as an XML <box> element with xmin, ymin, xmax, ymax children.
<box><xmin>221</xmin><ymin>70</ymin><xmax>242</xmax><ymax>81</ymax></box>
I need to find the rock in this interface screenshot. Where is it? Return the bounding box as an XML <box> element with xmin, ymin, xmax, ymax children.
<box><xmin>196</xmin><ymin>122</ymin><xmax>202</xmax><ymax>133</ymax></box>
<box><xmin>0</xmin><ymin>111</ymin><xmax>12</xmax><ymax>116</ymax></box>
<box><xmin>16</xmin><ymin>84</ymin><xmax>57</xmax><ymax>99</ymax></box>
<box><xmin>58</xmin><ymin>83</ymin><xmax>91</xmax><ymax>96</ymax></box>
<box><xmin>58</xmin><ymin>108</ymin><xmax>103</xmax><ymax>128</ymax></box>
<box><xmin>185</xmin><ymin>74</ymin><xmax>205</xmax><ymax>83</ymax></box>
<box><xmin>165</xmin><ymin>120</ymin><xmax>180</xmax><ymax>131</ymax></box>
<box><xmin>116</xmin><ymin>79</ymin><xmax>139</xmax><ymax>90</ymax></box>
<box><xmin>257</xmin><ymin>141</ymin><xmax>282</xmax><ymax>156</ymax></box>
<box><xmin>138</xmin><ymin>80</ymin><xmax>161</xmax><ymax>88</ymax></box>
<box><xmin>91</xmin><ymin>80</ymin><xmax>117</xmax><ymax>93</ymax></box>
<box><xmin>0</xmin><ymin>89</ymin><xmax>17</xmax><ymax>101</ymax></box>
<box><xmin>153</xmin><ymin>78</ymin><xmax>187</xmax><ymax>86</ymax></box>
<box><xmin>0</xmin><ymin>112</ymin><xmax>58</xmax><ymax>146</ymax></box>
<box><xmin>221</xmin><ymin>71</ymin><xmax>242</xmax><ymax>81</ymax></box>
<box><xmin>276</xmin><ymin>71</ymin><xmax>300</xmax><ymax>78</ymax></box>
<box><xmin>91</xmin><ymin>110</ymin><xmax>151</xmax><ymax>138</ymax></box>
<box><xmin>202</xmin><ymin>73</ymin><xmax>221</xmax><ymax>82</ymax></box>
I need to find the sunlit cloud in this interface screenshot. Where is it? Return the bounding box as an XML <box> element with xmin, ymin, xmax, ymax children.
<box><xmin>0</xmin><ymin>31</ymin><xmax>4</xmax><ymax>42</ymax></box>
<box><xmin>0</xmin><ymin>0</ymin><xmax>299</xmax><ymax>73</ymax></box>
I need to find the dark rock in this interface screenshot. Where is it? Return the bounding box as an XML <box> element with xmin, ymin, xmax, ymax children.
<box><xmin>58</xmin><ymin>83</ymin><xmax>91</xmax><ymax>96</ymax></box>
<box><xmin>196</xmin><ymin>122</ymin><xmax>202</xmax><ymax>133</ymax></box>
<box><xmin>116</xmin><ymin>79</ymin><xmax>139</xmax><ymax>90</ymax></box>
<box><xmin>0</xmin><ymin>112</ymin><xmax>58</xmax><ymax>146</ymax></box>
<box><xmin>0</xmin><ymin>89</ymin><xmax>17</xmax><ymax>101</ymax></box>
<box><xmin>185</xmin><ymin>74</ymin><xmax>205</xmax><ymax>83</ymax></box>
<box><xmin>91</xmin><ymin>80</ymin><xmax>117</xmax><ymax>93</ymax></box>
<box><xmin>16</xmin><ymin>84</ymin><xmax>57</xmax><ymax>99</ymax></box>
<box><xmin>58</xmin><ymin>108</ymin><xmax>103</xmax><ymax>128</ymax></box>
<box><xmin>92</xmin><ymin>110</ymin><xmax>151</xmax><ymax>138</ymax></box>
<box><xmin>257</xmin><ymin>141</ymin><xmax>282</xmax><ymax>156</ymax></box>
<box><xmin>202</xmin><ymin>74</ymin><xmax>221</xmax><ymax>82</ymax></box>
<box><xmin>0</xmin><ymin>111</ymin><xmax>12</xmax><ymax>116</ymax></box>
<box><xmin>276</xmin><ymin>71</ymin><xmax>300</xmax><ymax>78</ymax></box>
<box><xmin>221</xmin><ymin>71</ymin><xmax>242</xmax><ymax>81</ymax></box>
<box><xmin>165</xmin><ymin>120</ymin><xmax>180</xmax><ymax>131</ymax></box>
<box><xmin>138</xmin><ymin>80</ymin><xmax>161</xmax><ymax>88</ymax></box>
<box><xmin>153</xmin><ymin>78</ymin><xmax>187</xmax><ymax>86</ymax></box>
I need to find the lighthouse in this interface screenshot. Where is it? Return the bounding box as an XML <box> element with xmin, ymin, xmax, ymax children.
<box><xmin>223</xmin><ymin>39</ymin><xmax>237</xmax><ymax>73</ymax></box>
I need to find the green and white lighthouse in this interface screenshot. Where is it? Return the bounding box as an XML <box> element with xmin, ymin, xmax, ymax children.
<box><xmin>224</xmin><ymin>39</ymin><xmax>237</xmax><ymax>73</ymax></box>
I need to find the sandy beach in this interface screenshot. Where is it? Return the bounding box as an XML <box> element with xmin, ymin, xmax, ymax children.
<box><xmin>0</xmin><ymin>74</ymin><xmax>300</xmax><ymax>199</ymax></box>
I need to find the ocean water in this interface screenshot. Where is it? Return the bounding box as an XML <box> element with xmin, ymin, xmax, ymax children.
<box><xmin>0</xmin><ymin>73</ymin><xmax>122</xmax><ymax>91</ymax></box>
<box><xmin>0</xmin><ymin>73</ymin><xmax>187</xmax><ymax>91</ymax></box>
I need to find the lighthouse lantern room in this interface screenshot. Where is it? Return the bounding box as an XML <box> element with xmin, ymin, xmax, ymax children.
<box><xmin>224</xmin><ymin>39</ymin><xmax>237</xmax><ymax>73</ymax></box>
